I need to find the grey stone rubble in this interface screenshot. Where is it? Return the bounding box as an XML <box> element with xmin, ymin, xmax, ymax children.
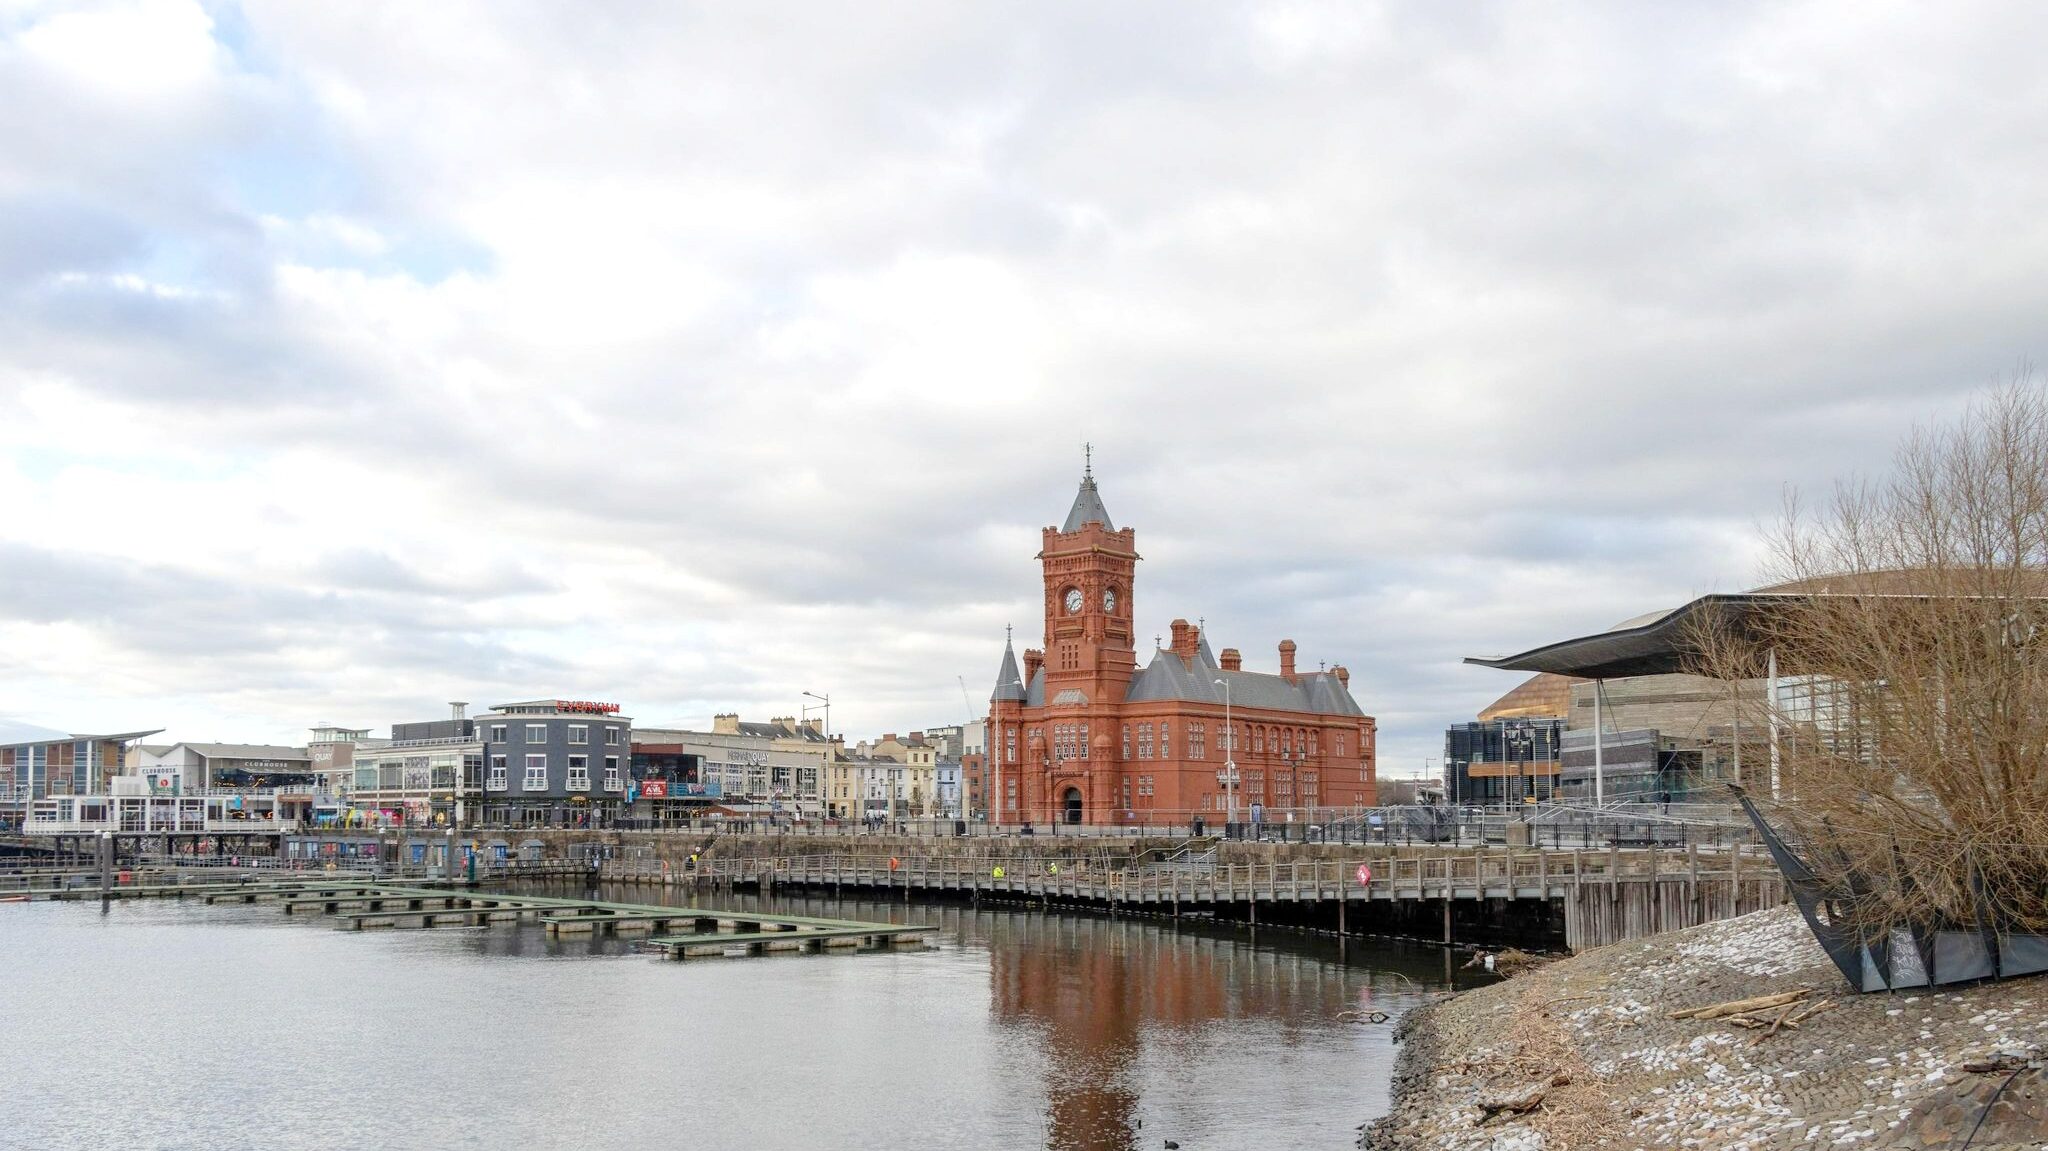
<box><xmin>1366</xmin><ymin>905</ymin><xmax>2047</xmax><ymax>1151</ymax></box>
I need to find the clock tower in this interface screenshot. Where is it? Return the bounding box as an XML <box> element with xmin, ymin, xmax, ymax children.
<box><xmin>986</xmin><ymin>457</ymin><xmax>1376</xmax><ymax>828</ymax></box>
<box><xmin>1039</xmin><ymin>457</ymin><xmax>1139</xmax><ymax>704</ymax></box>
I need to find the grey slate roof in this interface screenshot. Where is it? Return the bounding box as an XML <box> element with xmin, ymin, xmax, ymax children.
<box><xmin>183</xmin><ymin>743</ymin><xmax>312</xmax><ymax>761</ymax></box>
<box><xmin>1024</xmin><ymin>667</ymin><xmax>1047</xmax><ymax>707</ymax></box>
<box><xmin>734</xmin><ymin>721</ymin><xmax>834</xmax><ymax>743</ymax></box>
<box><xmin>993</xmin><ymin>642</ymin><xmax>1027</xmax><ymax>702</ymax></box>
<box><xmin>1124</xmin><ymin>646</ymin><xmax>1365</xmax><ymax>717</ymax></box>
<box><xmin>1061</xmin><ymin>473</ymin><xmax>1115</xmax><ymax>532</ymax></box>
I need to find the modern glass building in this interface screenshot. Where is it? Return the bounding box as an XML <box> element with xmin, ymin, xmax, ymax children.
<box><xmin>1443</xmin><ymin>717</ymin><xmax>1564</xmax><ymax>807</ymax></box>
<box><xmin>0</xmin><ymin>721</ymin><xmax>161</xmax><ymax>831</ymax></box>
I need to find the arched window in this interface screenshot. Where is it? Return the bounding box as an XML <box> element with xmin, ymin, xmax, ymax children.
<box><xmin>1122</xmin><ymin>725</ymin><xmax>1132</xmax><ymax>759</ymax></box>
<box><xmin>1254</xmin><ymin>728</ymin><xmax>1265</xmax><ymax>753</ymax></box>
<box><xmin>1159</xmin><ymin>722</ymin><xmax>1171</xmax><ymax>759</ymax></box>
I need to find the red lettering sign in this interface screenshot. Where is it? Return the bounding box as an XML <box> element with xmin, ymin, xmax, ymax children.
<box><xmin>641</xmin><ymin>780</ymin><xmax>669</xmax><ymax>799</ymax></box>
<box><xmin>556</xmin><ymin>700</ymin><xmax>622</xmax><ymax>715</ymax></box>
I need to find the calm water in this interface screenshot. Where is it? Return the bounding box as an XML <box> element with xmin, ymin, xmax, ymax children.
<box><xmin>0</xmin><ymin>884</ymin><xmax>1469</xmax><ymax>1150</ymax></box>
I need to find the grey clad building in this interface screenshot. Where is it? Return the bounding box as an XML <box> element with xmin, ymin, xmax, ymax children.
<box><xmin>477</xmin><ymin>699</ymin><xmax>634</xmax><ymax>826</ymax></box>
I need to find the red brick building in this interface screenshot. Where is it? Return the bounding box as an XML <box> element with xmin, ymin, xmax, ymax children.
<box><xmin>988</xmin><ymin>466</ymin><xmax>1376</xmax><ymax>826</ymax></box>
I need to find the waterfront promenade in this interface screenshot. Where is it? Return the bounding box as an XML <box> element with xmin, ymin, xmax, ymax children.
<box><xmin>655</xmin><ymin>843</ymin><xmax>1781</xmax><ymax>952</ymax></box>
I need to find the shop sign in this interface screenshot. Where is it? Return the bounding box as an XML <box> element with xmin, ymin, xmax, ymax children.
<box><xmin>557</xmin><ymin>701</ymin><xmax>621</xmax><ymax>715</ymax></box>
<box><xmin>641</xmin><ymin>780</ymin><xmax>670</xmax><ymax>799</ymax></box>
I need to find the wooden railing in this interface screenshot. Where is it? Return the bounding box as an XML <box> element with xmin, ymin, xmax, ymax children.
<box><xmin>632</xmin><ymin>844</ymin><xmax>1776</xmax><ymax>904</ymax></box>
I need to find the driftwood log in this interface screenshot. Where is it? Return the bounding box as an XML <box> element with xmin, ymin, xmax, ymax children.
<box><xmin>1667</xmin><ymin>989</ymin><xmax>1810</xmax><ymax>1021</ymax></box>
<box><xmin>1475</xmin><ymin>1084</ymin><xmax>1547</xmax><ymax>1126</ymax></box>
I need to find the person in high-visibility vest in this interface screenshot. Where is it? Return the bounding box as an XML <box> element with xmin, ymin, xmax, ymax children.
<box><xmin>992</xmin><ymin>865</ymin><xmax>1005</xmax><ymax>879</ymax></box>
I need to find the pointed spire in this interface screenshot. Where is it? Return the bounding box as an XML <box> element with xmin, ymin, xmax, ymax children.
<box><xmin>993</xmin><ymin>626</ymin><xmax>1027</xmax><ymax>702</ymax></box>
<box><xmin>1061</xmin><ymin>451</ymin><xmax>1115</xmax><ymax>533</ymax></box>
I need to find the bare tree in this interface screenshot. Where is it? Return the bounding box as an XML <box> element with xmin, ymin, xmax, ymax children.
<box><xmin>1689</xmin><ymin>381</ymin><xmax>2048</xmax><ymax>935</ymax></box>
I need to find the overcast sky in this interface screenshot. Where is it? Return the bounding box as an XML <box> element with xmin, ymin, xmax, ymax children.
<box><xmin>3</xmin><ymin>1</ymin><xmax>2045</xmax><ymax>775</ymax></box>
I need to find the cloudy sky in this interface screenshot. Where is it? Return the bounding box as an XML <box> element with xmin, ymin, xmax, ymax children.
<box><xmin>3</xmin><ymin>1</ymin><xmax>2045</xmax><ymax>775</ymax></box>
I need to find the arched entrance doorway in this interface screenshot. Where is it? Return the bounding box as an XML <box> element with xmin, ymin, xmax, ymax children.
<box><xmin>1062</xmin><ymin>787</ymin><xmax>1084</xmax><ymax>825</ymax></box>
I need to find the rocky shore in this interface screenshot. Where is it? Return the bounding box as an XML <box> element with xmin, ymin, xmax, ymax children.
<box><xmin>1366</xmin><ymin>906</ymin><xmax>2046</xmax><ymax>1150</ymax></box>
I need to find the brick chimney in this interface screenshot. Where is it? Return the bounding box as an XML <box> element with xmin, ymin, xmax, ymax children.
<box><xmin>1333</xmin><ymin>664</ymin><xmax>1349</xmax><ymax>687</ymax></box>
<box><xmin>1170</xmin><ymin>618</ymin><xmax>1199</xmax><ymax>660</ymax></box>
<box><xmin>712</xmin><ymin>713</ymin><xmax>740</xmax><ymax>734</ymax></box>
<box><xmin>1279</xmin><ymin>639</ymin><xmax>1298</xmax><ymax>683</ymax></box>
<box><xmin>1024</xmin><ymin>648</ymin><xmax>1044</xmax><ymax>683</ymax></box>
<box><xmin>1219</xmin><ymin>648</ymin><xmax>1242</xmax><ymax>671</ymax></box>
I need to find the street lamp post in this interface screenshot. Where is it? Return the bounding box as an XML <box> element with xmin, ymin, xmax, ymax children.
<box><xmin>1214</xmin><ymin>678</ymin><xmax>1237</xmax><ymax>837</ymax></box>
<box><xmin>803</xmin><ymin>690</ymin><xmax>830</xmax><ymax>825</ymax></box>
<box><xmin>801</xmin><ymin>691</ymin><xmax>830</xmax><ymax>745</ymax></box>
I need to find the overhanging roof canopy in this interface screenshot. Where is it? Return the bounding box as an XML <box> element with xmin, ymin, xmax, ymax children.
<box><xmin>1467</xmin><ymin>584</ymin><xmax>2048</xmax><ymax>679</ymax></box>
<box><xmin>1464</xmin><ymin>594</ymin><xmax>1792</xmax><ymax>680</ymax></box>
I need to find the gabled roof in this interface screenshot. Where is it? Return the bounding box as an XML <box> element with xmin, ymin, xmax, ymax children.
<box><xmin>180</xmin><ymin>743</ymin><xmax>311</xmax><ymax>761</ymax></box>
<box><xmin>1061</xmin><ymin>472</ymin><xmax>1115</xmax><ymax>533</ymax></box>
<box><xmin>1124</xmin><ymin>647</ymin><xmax>1365</xmax><ymax>717</ymax></box>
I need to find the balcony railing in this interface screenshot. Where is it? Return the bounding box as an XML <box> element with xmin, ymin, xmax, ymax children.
<box><xmin>381</xmin><ymin>736</ymin><xmax>485</xmax><ymax>749</ymax></box>
<box><xmin>25</xmin><ymin>815</ymin><xmax>299</xmax><ymax>835</ymax></box>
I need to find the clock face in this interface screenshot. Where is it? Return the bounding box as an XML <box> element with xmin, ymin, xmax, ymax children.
<box><xmin>1064</xmin><ymin>587</ymin><xmax>1084</xmax><ymax>614</ymax></box>
<box><xmin>1103</xmin><ymin>588</ymin><xmax>1117</xmax><ymax>613</ymax></box>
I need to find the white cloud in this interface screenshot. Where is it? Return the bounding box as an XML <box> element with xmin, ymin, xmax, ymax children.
<box><xmin>0</xmin><ymin>0</ymin><xmax>2043</xmax><ymax>775</ymax></box>
<box><xmin>12</xmin><ymin>0</ymin><xmax>220</xmax><ymax>101</ymax></box>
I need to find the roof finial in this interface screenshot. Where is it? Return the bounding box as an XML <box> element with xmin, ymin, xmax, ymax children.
<box><xmin>1083</xmin><ymin>441</ymin><xmax>1092</xmax><ymax>479</ymax></box>
<box><xmin>1006</xmin><ymin>622</ymin><xmax>1013</xmax><ymax>645</ymax></box>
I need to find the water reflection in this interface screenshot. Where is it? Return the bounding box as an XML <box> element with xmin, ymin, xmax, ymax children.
<box><xmin>549</xmin><ymin>882</ymin><xmax>1457</xmax><ymax>1150</ymax></box>
<box><xmin>0</xmin><ymin>885</ymin><xmax>1465</xmax><ymax>1151</ymax></box>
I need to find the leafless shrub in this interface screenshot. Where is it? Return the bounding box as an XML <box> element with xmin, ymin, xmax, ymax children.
<box><xmin>1688</xmin><ymin>381</ymin><xmax>2048</xmax><ymax>935</ymax></box>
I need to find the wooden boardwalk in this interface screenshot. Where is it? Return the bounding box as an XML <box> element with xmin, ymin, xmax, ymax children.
<box><xmin>10</xmin><ymin>877</ymin><xmax>934</xmax><ymax>961</ymax></box>
<box><xmin>665</xmin><ymin>845</ymin><xmax>1785</xmax><ymax>952</ymax></box>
